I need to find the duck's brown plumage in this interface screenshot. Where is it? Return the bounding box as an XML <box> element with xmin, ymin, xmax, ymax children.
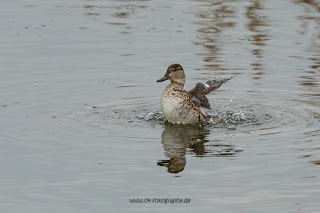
<box><xmin>157</xmin><ymin>64</ymin><xmax>230</xmax><ymax>124</ymax></box>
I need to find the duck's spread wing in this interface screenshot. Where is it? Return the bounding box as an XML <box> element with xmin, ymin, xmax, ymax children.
<box><xmin>191</xmin><ymin>95</ymin><xmax>211</xmax><ymax>109</ymax></box>
<box><xmin>205</xmin><ymin>78</ymin><xmax>231</xmax><ymax>93</ymax></box>
<box><xmin>189</xmin><ymin>77</ymin><xmax>231</xmax><ymax>109</ymax></box>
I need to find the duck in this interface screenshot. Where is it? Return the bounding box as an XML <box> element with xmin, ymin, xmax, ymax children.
<box><xmin>157</xmin><ymin>64</ymin><xmax>231</xmax><ymax>125</ymax></box>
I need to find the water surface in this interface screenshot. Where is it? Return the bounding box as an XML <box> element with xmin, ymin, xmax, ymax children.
<box><xmin>0</xmin><ymin>0</ymin><xmax>320</xmax><ymax>212</ymax></box>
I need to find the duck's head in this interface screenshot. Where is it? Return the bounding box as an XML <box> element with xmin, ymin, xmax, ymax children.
<box><xmin>157</xmin><ymin>64</ymin><xmax>186</xmax><ymax>85</ymax></box>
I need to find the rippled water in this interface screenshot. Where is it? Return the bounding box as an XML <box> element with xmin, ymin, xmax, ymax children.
<box><xmin>1</xmin><ymin>0</ymin><xmax>320</xmax><ymax>212</ymax></box>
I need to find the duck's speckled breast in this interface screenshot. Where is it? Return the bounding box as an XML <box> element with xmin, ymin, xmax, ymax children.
<box><xmin>160</xmin><ymin>83</ymin><xmax>205</xmax><ymax>124</ymax></box>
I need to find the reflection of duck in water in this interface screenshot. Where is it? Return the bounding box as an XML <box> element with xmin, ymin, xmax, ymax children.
<box><xmin>157</xmin><ymin>124</ymin><xmax>210</xmax><ymax>173</ymax></box>
<box><xmin>157</xmin><ymin>64</ymin><xmax>230</xmax><ymax>124</ymax></box>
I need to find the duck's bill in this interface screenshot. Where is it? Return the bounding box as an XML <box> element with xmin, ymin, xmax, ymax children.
<box><xmin>156</xmin><ymin>76</ymin><xmax>169</xmax><ymax>82</ymax></box>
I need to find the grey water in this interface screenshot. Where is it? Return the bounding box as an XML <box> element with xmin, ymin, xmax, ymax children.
<box><xmin>0</xmin><ymin>0</ymin><xmax>320</xmax><ymax>212</ymax></box>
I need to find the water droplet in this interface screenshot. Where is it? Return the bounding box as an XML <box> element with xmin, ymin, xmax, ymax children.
<box><xmin>145</xmin><ymin>112</ymin><xmax>154</xmax><ymax>120</ymax></box>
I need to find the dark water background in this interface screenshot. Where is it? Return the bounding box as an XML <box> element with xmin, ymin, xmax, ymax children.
<box><xmin>0</xmin><ymin>0</ymin><xmax>320</xmax><ymax>212</ymax></box>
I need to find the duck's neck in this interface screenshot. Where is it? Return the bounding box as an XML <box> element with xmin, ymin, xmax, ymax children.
<box><xmin>168</xmin><ymin>81</ymin><xmax>184</xmax><ymax>89</ymax></box>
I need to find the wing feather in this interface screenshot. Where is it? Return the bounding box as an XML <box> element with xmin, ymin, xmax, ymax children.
<box><xmin>188</xmin><ymin>77</ymin><xmax>231</xmax><ymax>109</ymax></box>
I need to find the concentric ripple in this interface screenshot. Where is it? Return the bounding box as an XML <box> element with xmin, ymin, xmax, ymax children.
<box><xmin>61</xmin><ymin>96</ymin><xmax>314</xmax><ymax>137</ymax></box>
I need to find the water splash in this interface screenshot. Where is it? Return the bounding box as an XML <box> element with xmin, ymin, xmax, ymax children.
<box><xmin>62</xmin><ymin>98</ymin><xmax>273</xmax><ymax>131</ymax></box>
<box><xmin>143</xmin><ymin>109</ymin><xmax>263</xmax><ymax>128</ymax></box>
